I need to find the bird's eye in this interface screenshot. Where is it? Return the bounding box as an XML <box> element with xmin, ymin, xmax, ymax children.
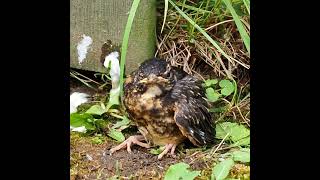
<box><xmin>163</xmin><ymin>71</ymin><xmax>172</xmax><ymax>79</ymax></box>
<box><xmin>137</xmin><ymin>84</ymin><xmax>144</xmax><ymax>91</ymax></box>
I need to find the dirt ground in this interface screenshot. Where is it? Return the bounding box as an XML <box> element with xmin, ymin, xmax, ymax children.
<box><xmin>70</xmin><ymin>132</ymin><xmax>215</xmax><ymax>180</ymax></box>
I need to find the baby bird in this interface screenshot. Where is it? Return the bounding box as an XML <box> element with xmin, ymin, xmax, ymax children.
<box><xmin>110</xmin><ymin>58</ymin><xmax>216</xmax><ymax>159</ymax></box>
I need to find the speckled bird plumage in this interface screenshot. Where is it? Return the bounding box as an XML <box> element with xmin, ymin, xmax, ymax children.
<box><xmin>123</xmin><ymin>58</ymin><xmax>216</xmax><ymax>148</ymax></box>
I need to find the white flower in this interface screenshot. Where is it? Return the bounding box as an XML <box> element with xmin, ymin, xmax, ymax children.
<box><xmin>70</xmin><ymin>126</ymin><xmax>87</xmax><ymax>133</ymax></box>
<box><xmin>70</xmin><ymin>92</ymin><xmax>89</xmax><ymax>113</ymax></box>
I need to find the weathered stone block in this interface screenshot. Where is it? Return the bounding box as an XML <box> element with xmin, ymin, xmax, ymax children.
<box><xmin>70</xmin><ymin>0</ymin><xmax>156</xmax><ymax>74</ymax></box>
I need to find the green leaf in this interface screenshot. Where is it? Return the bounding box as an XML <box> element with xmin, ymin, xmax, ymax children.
<box><xmin>107</xmin><ymin>88</ymin><xmax>120</xmax><ymax>110</ymax></box>
<box><xmin>150</xmin><ymin>146</ymin><xmax>165</xmax><ymax>155</ymax></box>
<box><xmin>242</xmin><ymin>0</ymin><xmax>250</xmax><ymax>14</ymax></box>
<box><xmin>232</xmin><ymin>148</ymin><xmax>250</xmax><ymax>163</ymax></box>
<box><xmin>231</xmin><ymin>136</ymin><xmax>250</xmax><ymax>147</ymax></box>
<box><xmin>175</xmin><ymin>1</ymin><xmax>213</xmax><ymax>14</ymax></box>
<box><xmin>70</xmin><ymin>113</ymin><xmax>95</xmax><ymax>130</ymax></box>
<box><xmin>206</xmin><ymin>88</ymin><xmax>221</xmax><ymax>102</ymax></box>
<box><xmin>160</xmin><ymin>0</ymin><xmax>168</xmax><ymax>33</ymax></box>
<box><xmin>119</xmin><ymin>0</ymin><xmax>141</xmax><ymax>97</ymax></box>
<box><xmin>215</xmin><ymin>122</ymin><xmax>250</xmax><ymax>146</ymax></box>
<box><xmin>204</xmin><ymin>79</ymin><xmax>218</xmax><ymax>87</ymax></box>
<box><xmin>112</xmin><ymin>116</ymin><xmax>131</xmax><ymax>129</ymax></box>
<box><xmin>164</xmin><ymin>162</ymin><xmax>201</xmax><ymax>180</ymax></box>
<box><xmin>222</xmin><ymin>0</ymin><xmax>250</xmax><ymax>53</ymax></box>
<box><xmin>212</xmin><ymin>158</ymin><xmax>235</xmax><ymax>180</ymax></box>
<box><xmin>94</xmin><ymin>119</ymin><xmax>108</xmax><ymax>129</ymax></box>
<box><xmin>107</xmin><ymin>129</ymin><xmax>125</xmax><ymax>142</ymax></box>
<box><xmin>85</xmin><ymin>104</ymin><xmax>107</xmax><ymax>115</ymax></box>
<box><xmin>219</xmin><ymin>80</ymin><xmax>235</xmax><ymax>96</ymax></box>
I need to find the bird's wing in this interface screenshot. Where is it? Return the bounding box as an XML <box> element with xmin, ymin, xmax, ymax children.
<box><xmin>171</xmin><ymin>75</ymin><xmax>216</xmax><ymax>146</ymax></box>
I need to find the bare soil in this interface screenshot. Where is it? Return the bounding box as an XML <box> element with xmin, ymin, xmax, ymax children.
<box><xmin>70</xmin><ymin>132</ymin><xmax>214</xmax><ymax>179</ymax></box>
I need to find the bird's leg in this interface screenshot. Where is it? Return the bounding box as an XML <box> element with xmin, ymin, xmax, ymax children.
<box><xmin>158</xmin><ymin>143</ymin><xmax>177</xmax><ymax>159</ymax></box>
<box><xmin>109</xmin><ymin>135</ymin><xmax>150</xmax><ymax>154</ymax></box>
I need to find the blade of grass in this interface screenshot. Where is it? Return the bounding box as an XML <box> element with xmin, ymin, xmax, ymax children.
<box><xmin>242</xmin><ymin>0</ymin><xmax>250</xmax><ymax>14</ymax></box>
<box><xmin>175</xmin><ymin>1</ymin><xmax>213</xmax><ymax>14</ymax></box>
<box><xmin>223</xmin><ymin>0</ymin><xmax>250</xmax><ymax>54</ymax></box>
<box><xmin>168</xmin><ymin>0</ymin><xmax>235</xmax><ymax>77</ymax></box>
<box><xmin>119</xmin><ymin>0</ymin><xmax>141</xmax><ymax>98</ymax></box>
<box><xmin>160</xmin><ymin>0</ymin><xmax>169</xmax><ymax>33</ymax></box>
<box><xmin>188</xmin><ymin>1</ymin><xmax>204</xmax><ymax>41</ymax></box>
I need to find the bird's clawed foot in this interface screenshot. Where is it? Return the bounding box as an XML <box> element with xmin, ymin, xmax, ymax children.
<box><xmin>158</xmin><ymin>143</ymin><xmax>177</xmax><ymax>159</ymax></box>
<box><xmin>109</xmin><ymin>135</ymin><xmax>150</xmax><ymax>155</ymax></box>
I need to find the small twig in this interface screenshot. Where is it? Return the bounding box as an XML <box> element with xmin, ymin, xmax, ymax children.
<box><xmin>212</xmin><ymin>48</ymin><xmax>233</xmax><ymax>80</ymax></box>
<box><xmin>205</xmin><ymin>19</ymin><xmax>234</xmax><ymax>31</ymax></box>
<box><xmin>70</xmin><ymin>72</ymin><xmax>95</xmax><ymax>89</ymax></box>
<box><xmin>108</xmin><ymin>108</ymin><xmax>120</xmax><ymax>114</ymax></box>
<box><xmin>236</xmin><ymin>105</ymin><xmax>250</xmax><ymax>127</ymax></box>
<box><xmin>109</xmin><ymin>113</ymin><xmax>124</xmax><ymax>119</ymax></box>
<box><xmin>216</xmin><ymin>145</ymin><xmax>236</xmax><ymax>152</ymax></box>
<box><xmin>209</xmin><ymin>132</ymin><xmax>230</xmax><ymax>157</ymax></box>
<box><xmin>71</xmin><ymin>71</ymin><xmax>102</xmax><ymax>86</ymax></box>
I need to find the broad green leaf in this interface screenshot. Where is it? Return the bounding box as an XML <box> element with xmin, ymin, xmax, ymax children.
<box><xmin>107</xmin><ymin>88</ymin><xmax>120</xmax><ymax>110</ymax></box>
<box><xmin>229</xmin><ymin>126</ymin><xmax>249</xmax><ymax>143</ymax></box>
<box><xmin>204</xmin><ymin>79</ymin><xmax>218</xmax><ymax>87</ymax></box>
<box><xmin>70</xmin><ymin>113</ymin><xmax>95</xmax><ymax>130</ymax></box>
<box><xmin>232</xmin><ymin>136</ymin><xmax>250</xmax><ymax>146</ymax></box>
<box><xmin>215</xmin><ymin>122</ymin><xmax>250</xmax><ymax>146</ymax></box>
<box><xmin>212</xmin><ymin>158</ymin><xmax>235</xmax><ymax>180</ymax></box>
<box><xmin>85</xmin><ymin>104</ymin><xmax>106</xmax><ymax>115</ymax></box>
<box><xmin>219</xmin><ymin>80</ymin><xmax>235</xmax><ymax>96</ymax></box>
<box><xmin>206</xmin><ymin>88</ymin><xmax>221</xmax><ymax>102</ymax></box>
<box><xmin>107</xmin><ymin>129</ymin><xmax>125</xmax><ymax>142</ymax></box>
<box><xmin>94</xmin><ymin>119</ymin><xmax>108</xmax><ymax>129</ymax></box>
<box><xmin>112</xmin><ymin>116</ymin><xmax>131</xmax><ymax>129</ymax></box>
<box><xmin>232</xmin><ymin>148</ymin><xmax>250</xmax><ymax>163</ymax></box>
<box><xmin>215</xmin><ymin>122</ymin><xmax>234</xmax><ymax>139</ymax></box>
<box><xmin>150</xmin><ymin>146</ymin><xmax>165</xmax><ymax>155</ymax></box>
<box><xmin>164</xmin><ymin>162</ymin><xmax>201</xmax><ymax>180</ymax></box>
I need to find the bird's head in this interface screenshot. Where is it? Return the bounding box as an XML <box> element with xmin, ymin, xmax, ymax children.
<box><xmin>132</xmin><ymin>74</ymin><xmax>172</xmax><ymax>99</ymax></box>
<box><xmin>132</xmin><ymin>58</ymin><xmax>172</xmax><ymax>82</ymax></box>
